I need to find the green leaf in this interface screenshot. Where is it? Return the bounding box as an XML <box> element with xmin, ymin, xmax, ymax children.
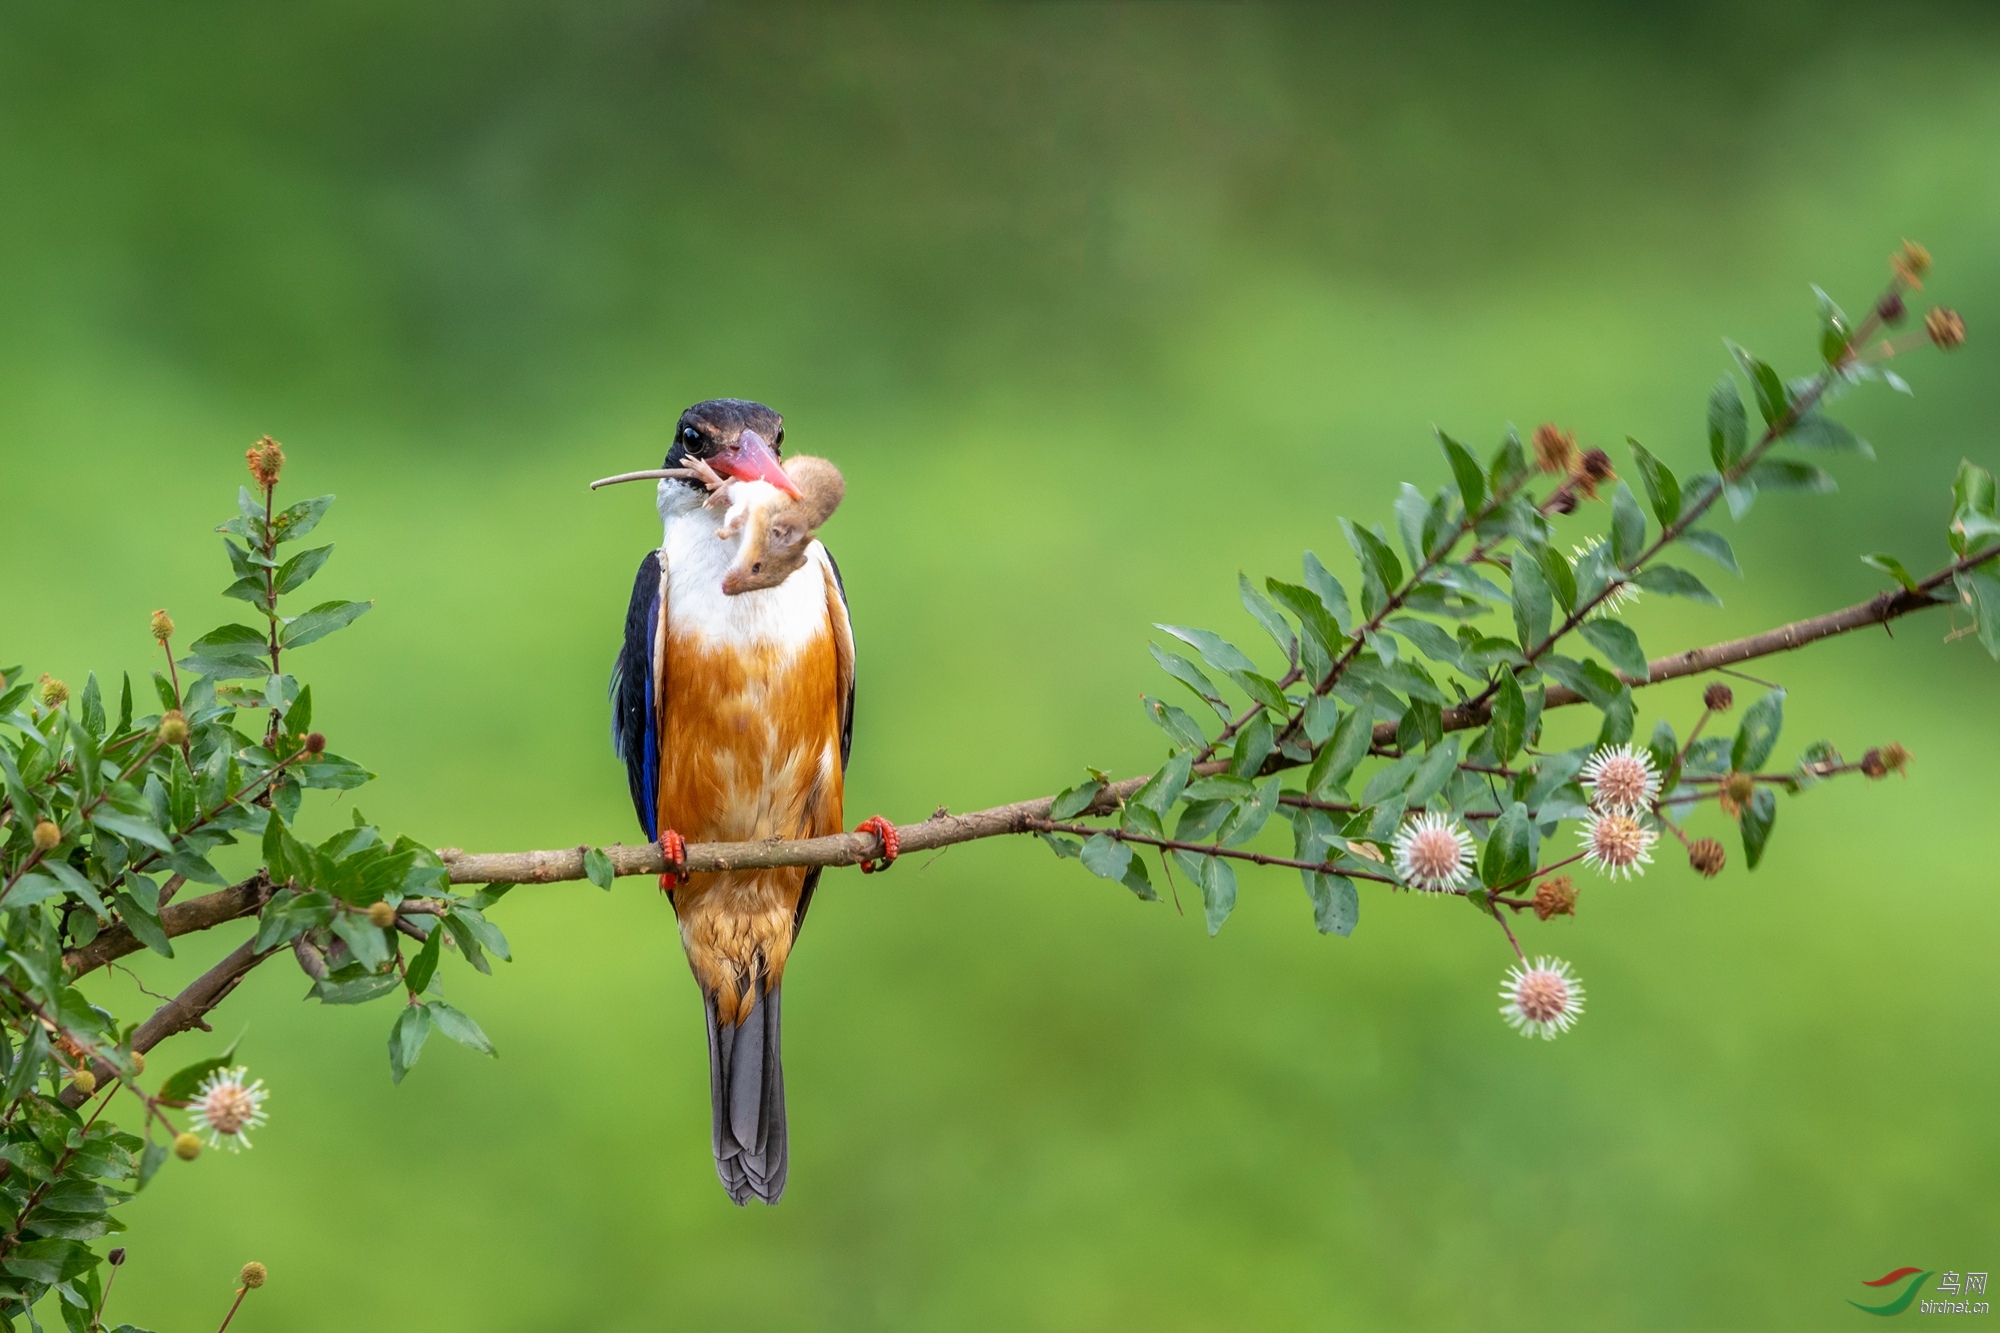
<box><xmin>1861</xmin><ymin>553</ymin><xmax>1922</xmax><ymax>593</ymax></box>
<box><xmin>1510</xmin><ymin>553</ymin><xmax>1552</xmax><ymax>650</ymax></box>
<box><xmin>428</xmin><ymin>1000</ymin><xmax>496</xmax><ymax>1056</ymax></box>
<box><xmin>1306</xmin><ymin>697</ymin><xmax>1373</xmax><ymax>797</ymax></box>
<box><xmin>404</xmin><ymin>926</ymin><xmax>443</xmax><ymax>995</ymax></box>
<box><xmin>1731</xmin><ymin>689</ymin><xmax>1786</xmax><ymax>772</ymax></box>
<box><xmin>1746</xmin><ymin>459</ymin><xmax>1836</xmax><ymax>493</ymax></box>
<box><xmin>1707</xmin><ymin>377</ymin><xmax>1747</xmax><ymax>469</ymax></box>
<box><xmin>159</xmin><ymin>1041</ymin><xmax>241</xmax><ymax>1105</ymax></box>
<box><xmin>1172</xmin><ymin>853</ymin><xmax>1238</xmax><ymax>937</ymax></box>
<box><xmin>1488</xmin><ymin>671</ymin><xmax>1526</xmax><ymax>764</ymax></box>
<box><xmin>1301</xmin><ymin>552</ymin><xmax>1353</xmax><ymax>635</ymax></box>
<box><xmin>1678</xmin><ymin>529</ymin><xmax>1741</xmax><ymax>576</ymax></box>
<box><xmin>1962</xmin><ymin>567</ymin><xmax>2000</xmax><ymax>660</ymax></box>
<box><xmin>1130</xmin><ymin>752</ymin><xmax>1193</xmax><ymax>816</ymax></box>
<box><xmin>582</xmin><ymin>847</ymin><xmax>615</xmax><ymax>891</ymax></box>
<box><xmin>1239</xmin><ymin>574</ymin><xmax>1298</xmax><ymax>664</ymax></box>
<box><xmin>314</xmin><ymin>970</ymin><xmax>403</xmax><ymax>1005</ymax></box>
<box><xmin>1723</xmin><ymin>476</ymin><xmax>1758</xmax><ymax>521</ymax></box>
<box><xmin>136</xmin><ymin>1139</ymin><xmax>168</xmax><ymax>1191</ymax></box>
<box><xmin>1728</xmin><ymin>343</ymin><xmax>1788</xmax><ymax>427</ymax></box>
<box><xmin>182</xmin><ymin>623</ymin><xmax>268</xmax><ymax>667</ymax></box>
<box><xmin>1630</xmin><ymin>565</ymin><xmax>1720</xmax><ymax>606</ymax></box>
<box><xmin>1609</xmin><ymin>482</ymin><xmax>1647</xmax><ymax>567</ymax></box>
<box><xmin>1303</xmin><ymin>871</ymin><xmax>1358</xmax><ymax>937</ymax></box>
<box><xmin>1140</xmin><ymin>696</ymin><xmax>1207</xmax><ymax>752</ymax></box>
<box><xmin>1218</xmin><ymin>777</ymin><xmax>1279</xmax><ymax>846</ymax></box>
<box><xmin>1341</xmin><ymin>519</ymin><xmax>1404</xmax><ymax>619</ymax></box>
<box><xmin>1049</xmin><ymin>780</ymin><xmax>1105</xmax><ymax>821</ymax></box>
<box><xmin>279</xmin><ymin>600</ymin><xmax>373</xmax><ymax>651</ymax></box>
<box><xmin>1577</xmin><ymin>618</ymin><xmax>1649</xmax><ymax>681</ymax></box>
<box><xmin>1740</xmin><ymin>786</ymin><xmax>1777</xmax><ymax>869</ymax></box>
<box><xmin>1439</xmin><ymin>430</ymin><xmax>1486</xmax><ymax>514</ymax></box>
<box><xmin>1404</xmin><ymin>736</ymin><xmax>1461</xmax><ymax>809</ymax></box>
<box><xmin>389</xmin><ymin>1004</ymin><xmax>432</xmax><ymax>1083</ymax></box>
<box><xmin>1489</xmin><ymin>427</ymin><xmax>1529</xmax><ymax>491</ymax></box>
<box><xmin>1393</xmin><ymin>484</ymin><xmax>1431</xmax><ymax>569</ymax></box>
<box><xmin>1148</xmin><ymin>645</ymin><xmax>1230</xmax><ymax>720</ymax></box>
<box><xmin>1079</xmin><ymin>834</ymin><xmax>1134</xmax><ymax>882</ymax></box>
<box><xmin>1477</xmin><ymin>802</ymin><xmax>1533</xmax><ymax>891</ymax></box>
<box><xmin>1265</xmin><ymin>581</ymin><xmax>1344</xmax><ymax>666</ymax></box>
<box><xmin>1155</xmin><ymin>625</ymin><xmax>1258</xmax><ymax>677</ymax></box>
<box><xmin>1228</xmin><ymin>713</ymin><xmax>1276</xmax><ymax>779</ymax></box>
<box><xmin>274</xmin><ymin>545</ymin><xmax>335</xmax><ymax>595</ymax></box>
<box><xmin>111</xmin><ymin>893</ymin><xmax>173</xmax><ymax>959</ymax></box>
<box><xmin>1786</xmin><ymin>414</ymin><xmax>1872</xmax><ymax>457</ymax></box>
<box><xmin>1535</xmin><ymin>542</ymin><xmax>1577</xmax><ymax>614</ymax></box>
<box><xmin>271</xmin><ymin>494</ymin><xmax>336</xmax><ymax>544</ymax></box>
<box><xmin>89</xmin><ymin>811</ymin><xmax>174</xmax><ymax>854</ymax></box>
<box><xmin>1627</xmin><ymin>438</ymin><xmax>1680</xmax><ymax>526</ymax></box>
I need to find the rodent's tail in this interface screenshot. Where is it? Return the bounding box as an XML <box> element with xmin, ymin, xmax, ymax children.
<box><xmin>704</xmin><ymin>981</ymin><xmax>787</xmax><ymax>1205</ymax></box>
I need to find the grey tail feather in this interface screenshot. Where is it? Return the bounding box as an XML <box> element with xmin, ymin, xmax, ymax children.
<box><xmin>704</xmin><ymin>982</ymin><xmax>788</xmax><ymax>1205</ymax></box>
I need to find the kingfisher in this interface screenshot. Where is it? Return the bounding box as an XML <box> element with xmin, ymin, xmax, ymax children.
<box><xmin>601</xmin><ymin>399</ymin><xmax>896</xmax><ymax>1205</ymax></box>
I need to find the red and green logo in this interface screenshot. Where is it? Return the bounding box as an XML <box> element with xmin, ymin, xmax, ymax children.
<box><xmin>1849</xmin><ymin>1268</ymin><xmax>1932</xmax><ymax>1316</ymax></box>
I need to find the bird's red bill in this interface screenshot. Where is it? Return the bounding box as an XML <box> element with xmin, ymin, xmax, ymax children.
<box><xmin>715</xmin><ymin>429</ymin><xmax>803</xmax><ymax>499</ymax></box>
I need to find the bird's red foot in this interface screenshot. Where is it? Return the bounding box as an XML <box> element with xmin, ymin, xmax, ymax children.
<box><xmin>657</xmin><ymin>829</ymin><xmax>690</xmax><ymax>890</ymax></box>
<box><xmin>854</xmin><ymin>815</ymin><xmax>900</xmax><ymax>874</ymax></box>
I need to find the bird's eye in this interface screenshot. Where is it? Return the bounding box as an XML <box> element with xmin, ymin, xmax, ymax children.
<box><xmin>774</xmin><ymin>428</ymin><xmax>784</xmax><ymax>447</ymax></box>
<box><xmin>681</xmin><ymin>426</ymin><xmax>699</xmax><ymax>444</ymax></box>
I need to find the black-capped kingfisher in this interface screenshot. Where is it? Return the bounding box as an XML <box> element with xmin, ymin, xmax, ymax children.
<box><xmin>600</xmin><ymin>399</ymin><xmax>894</xmax><ymax>1205</ymax></box>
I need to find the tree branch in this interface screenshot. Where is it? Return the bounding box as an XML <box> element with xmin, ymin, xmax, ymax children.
<box><xmin>442</xmin><ymin>559</ymin><xmax>1975</xmax><ymax>886</ymax></box>
<box><xmin>63</xmin><ymin>874</ymin><xmax>271</xmax><ymax>980</ymax></box>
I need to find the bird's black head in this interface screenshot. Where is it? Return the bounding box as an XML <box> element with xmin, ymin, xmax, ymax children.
<box><xmin>666</xmin><ymin>400</ymin><xmax>793</xmax><ymax>492</ymax></box>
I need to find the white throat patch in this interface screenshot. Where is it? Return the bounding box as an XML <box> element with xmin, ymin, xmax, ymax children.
<box><xmin>657</xmin><ymin>482</ymin><xmax>828</xmax><ymax>651</ymax></box>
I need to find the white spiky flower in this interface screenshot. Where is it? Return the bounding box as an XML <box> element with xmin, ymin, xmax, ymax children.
<box><xmin>1579</xmin><ymin>811</ymin><xmax>1657</xmax><ymax>880</ymax></box>
<box><xmin>1500</xmin><ymin>956</ymin><xmax>1586</xmax><ymax>1039</ymax></box>
<box><xmin>1570</xmin><ymin>538</ymin><xmax>1641</xmax><ymax>616</ymax></box>
<box><xmin>1580</xmin><ymin>743</ymin><xmax>1661</xmax><ymax>813</ymax></box>
<box><xmin>1391</xmin><ymin>812</ymin><xmax>1476</xmax><ymax>893</ymax></box>
<box><xmin>190</xmin><ymin>1067</ymin><xmax>269</xmax><ymax>1152</ymax></box>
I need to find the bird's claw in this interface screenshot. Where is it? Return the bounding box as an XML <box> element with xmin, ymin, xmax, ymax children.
<box><xmin>658</xmin><ymin>829</ymin><xmax>690</xmax><ymax>890</ymax></box>
<box><xmin>854</xmin><ymin>816</ymin><xmax>900</xmax><ymax>874</ymax></box>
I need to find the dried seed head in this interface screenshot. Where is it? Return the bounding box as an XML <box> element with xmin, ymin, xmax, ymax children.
<box><xmin>1860</xmin><ymin>747</ymin><xmax>1887</xmax><ymax>779</ymax></box>
<box><xmin>69</xmin><ymin>1069</ymin><xmax>96</xmax><ymax>1096</ymax></box>
<box><xmin>149</xmin><ymin>609</ymin><xmax>175</xmax><ymax>643</ymax></box>
<box><xmin>38</xmin><ymin>675</ymin><xmax>67</xmax><ymax>709</ymax></box>
<box><xmin>107</xmin><ymin>1248</ymin><xmax>126</xmax><ymax>1267</ymax></box>
<box><xmin>1880</xmin><ymin>742</ymin><xmax>1911</xmax><ymax>775</ymax></box>
<box><xmin>303</xmin><ymin>732</ymin><xmax>327</xmax><ymax>755</ymax></box>
<box><xmin>173</xmin><ymin>1132</ymin><xmax>202</xmax><ymax>1161</ymax></box>
<box><xmin>1925</xmin><ymin>307</ymin><xmax>1966</xmax><ymax>351</ymax></box>
<box><xmin>1549</xmin><ymin>489</ymin><xmax>1579</xmax><ymax>516</ymax></box>
<box><xmin>240</xmin><ymin>1262</ymin><xmax>267</xmax><ymax>1289</ymax></box>
<box><xmin>1892</xmin><ymin>239</ymin><xmax>1931</xmax><ymax>289</ymax></box>
<box><xmin>31</xmin><ymin>820</ymin><xmax>60</xmax><ymax>853</ymax></box>
<box><xmin>1572</xmin><ymin>448</ymin><xmax>1616</xmax><ymax>499</ymax></box>
<box><xmin>1532</xmin><ymin>423</ymin><xmax>1577</xmax><ymax>475</ymax></box>
<box><xmin>1702</xmin><ymin>682</ymin><xmax>1734</xmax><ymax>712</ymax></box>
<box><xmin>54</xmin><ymin>1033</ymin><xmax>85</xmax><ymax>1061</ymax></box>
<box><xmin>1533</xmin><ymin>875</ymin><xmax>1577</xmax><ymax>921</ymax></box>
<box><xmin>1875</xmin><ymin>290</ymin><xmax>1906</xmax><ymax>326</ymax></box>
<box><xmin>158</xmin><ymin>710</ymin><xmax>189</xmax><ymax>746</ymax></box>
<box><xmin>245</xmin><ymin>435</ymin><xmax>285</xmax><ymax>489</ymax></box>
<box><xmin>1688</xmin><ymin>837</ymin><xmax>1726</xmax><ymax>878</ymax></box>
<box><xmin>366</xmin><ymin>900</ymin><xmax>396</xmax><ymax>929</ymax></box>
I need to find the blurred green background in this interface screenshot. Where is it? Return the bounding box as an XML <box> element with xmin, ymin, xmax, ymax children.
<box><xmin>1</xmin><ymin>3</ymin><xmax>1996</xmax><ymax>1328</ymax></box>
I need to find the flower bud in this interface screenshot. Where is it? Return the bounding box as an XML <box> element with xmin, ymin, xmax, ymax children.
<box><xmin>150</xmin><ymin>609</ymin><xmax>175</xmax><ymax>643</ymax></box>
<box><xmin>1689</xmin><ymin>838</ymin><xmax>1726</xmax><ymax>878</ymax></box>
<box><xmin>1875</xmin><ymin>290</ymin><xmax>1906</xmax><ymax>326</ymax></box>
<box><xmin>69</xmin><ymin>1069</ymin><xmax>96</xmax><ymax>1096</ymax></box>
<box><xmin>366</xmin><ymin>900</ymin><xmax>396</xmax><ymax>929</ymax></box>
<box><xmin>173</xmin><ymin>1131</ymin><xmax>201</xmax><ymax>1161</ymax></box>
<box><xmin>245</xmin><ymin>436</ymin><xmax>285</xmax><ymax>489</ymax></box>
<box><xmin>1572</xmin><ymin>448</ymin><xmax>1616</xmax><ymax>499</ymax></box>
<box><xmin>32</xmin><ymin>820</ymin><xmax>60</xmax><ymax>853</ymax></box>
<box><xmin>158</xmin><ymin>710</ymin><xmax>189</xmax><ymax>746</ymax></box>
<box><xmin>1532</xmin><ymin>875</ymin><xmax>1577</xmax><ymax>921</ymax></box>
<box><xmin>239</xmin><ymin>1261</ymin><xmax>267</xmax><ymax>1289</ymax></box>
<box><xmin>1720</xmin><ymin>770</ymin><xmax>1756</xmax><ymax>817</ymax></box>
<box><xmin>1702</xmin><ymin>682</ymin><xmax>1734</xmax><ymax>712</ymax></box>
<box><xmin>1531</xmin><ymin>423</ymin><xmax>1577</xmax><ymax>475</ymax></box>
<box><xmin>38</xmin><ymin>675</ymin><xmax>67</xmax><ymax>709</ymax></box>
<box><xmin>108</xmin><ymin>1248</ymin><xmax>126</xmax><ymax>1267</ymax></box>
<box><xmin>130</xmin><ymin>1051</ymin><xmax>145</xmax><ymax>1074</ymax></box>
<box><xmin>1892</xmin><ymin>239</ymin><xmax>1931</xmax><ymax>289</ymax></box>
<box><xmin>303</xmin><ymin>732</ymin><xmax>326</xmax><ymax>755</ymax></box>
<box><xmin>1925</xmin><ymin>307</ymin><xmax>1965</xmax><ymax>351</ymax></box>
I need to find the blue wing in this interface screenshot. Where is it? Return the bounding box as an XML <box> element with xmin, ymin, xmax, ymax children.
<box><xmin>610</xmin><ymin>549</ymin><xmax>662</xmax><ymax>840</ymax></box>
